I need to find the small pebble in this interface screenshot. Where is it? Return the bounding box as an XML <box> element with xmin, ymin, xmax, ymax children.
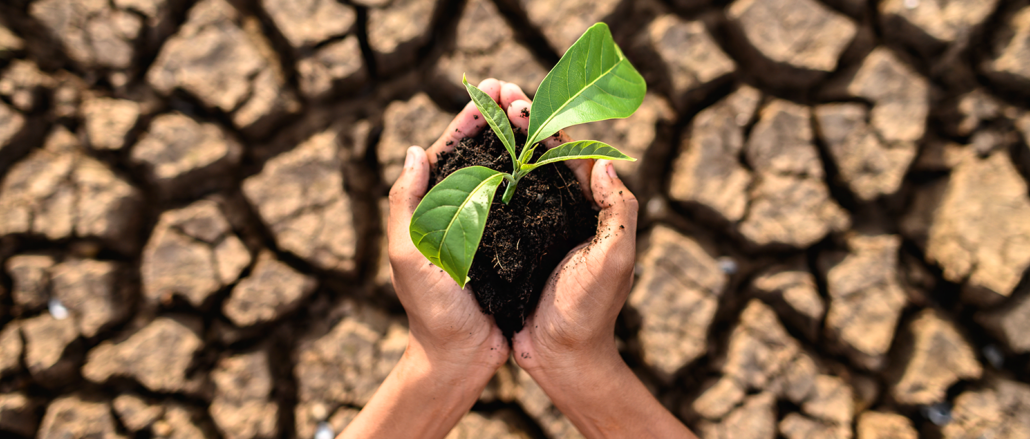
<box><xmin>49</xmin><ymin>298</ymin><xmax>69</xmax><ymax>320</ymax></box>
<box><xmin>646</xmin><ymin>197</ymin><xmax>665</xmax><ymax>217</ymax></box>
<box><xmin>921</xmin><ymin>402</ymin><xmax>952</xmax><ymax>426</ymax></box>
<box><xmin>314</xmin><ymin>422</ymin><xmax>334</xmax><ymax>439</ymax></box>
<box><xmin>983</xmin><ymin>344</ymin><xmax>1004</xmax><ymax>369</ymax></box>
<box><xmin>717</xmin><ymin>257</ymin><xmax>738</xmax><ymax>275</ymax></box>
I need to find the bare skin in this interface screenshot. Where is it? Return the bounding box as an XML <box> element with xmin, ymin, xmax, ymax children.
<box><xmin>342</xmin><ymin>79</ymin><xmax>509</xmax><ymax>439</ymax></box>
<box><xmin>504</xmin><ymin>83</ymin><xmax>697</xmax><ymax>439</ymax></box>
<box><xmin>342</xmin><ymin>79</ymin><xmax>696</xmax><ymax>439</ymax></box>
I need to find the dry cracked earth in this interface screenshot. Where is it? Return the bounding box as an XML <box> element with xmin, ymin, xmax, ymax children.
<box><xmin>1</xmin><ymin>0</ymin><xmax>1030</xmax><ymax>438</ymax></box>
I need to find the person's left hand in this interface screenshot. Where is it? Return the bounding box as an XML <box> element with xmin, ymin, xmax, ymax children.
<box><xmin>344</xmin><ymin>79</ymin><xmax>513</xmax><ymax>439</ymax></box>
<box><xmin>386</xmin><ymin>78</ymin><xmax>511</xmax><ymax>387</ymax></box>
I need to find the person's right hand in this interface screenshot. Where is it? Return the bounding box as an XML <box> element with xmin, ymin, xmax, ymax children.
<box><xmin>496</xmin><ymin>81</ymin><xmax>638</xmax><ymax>373</ymax></box>
<box><xmin>510</xmin><ymin>157</ymin><xmax>639</xmax><ymax>386</ymax></box>
<box><xmin>501</xmin><ymin>82</ymin><xmax>696</xmax><ymax>439</ymax></box>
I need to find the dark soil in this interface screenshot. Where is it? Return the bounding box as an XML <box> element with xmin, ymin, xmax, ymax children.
<box><xmin>430</xmin><ymin>129</ymin><xmax>598</xmax><ymax>338</ymax></box>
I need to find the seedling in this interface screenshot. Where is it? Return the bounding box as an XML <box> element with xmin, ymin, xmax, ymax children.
<box><xmin>409</xmin><ymin>23</ymin><xmax>646</xmax><ymax>288</ymax></box>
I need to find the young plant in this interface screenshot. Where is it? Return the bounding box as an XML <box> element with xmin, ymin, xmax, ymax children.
<box><xmin>409</xmin><ymin>22</ymin><xmax>646</xmax><ymax>288</ymax></box>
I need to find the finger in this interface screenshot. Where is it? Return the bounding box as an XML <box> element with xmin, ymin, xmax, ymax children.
<box><xmin>506</xmin><ymin>99</ymin><xmax>532</xmax><ymax>134</ymax></box>
<box><xmin>589</xmin><ymin>159</ymin><xmax>638</xmax><ymax>279</ymax></box>
<box><xmin>427</xmin><ymin>78</ymin><xmax>502</xmax><ymax>166</ymax></box>
<box><xmin>507</xmin><ymin>100</ymin><xmax>594</xmax><ymax>200</ymax></box>
<box><xmin>500</xmin><ymin>82</ymin><xmax>530</xmax><ymax>111</ymax></box>
<box><xmin>388</xmin><ymin>146</ymin><xmax>430</xmax><ymax>256</ymax></box>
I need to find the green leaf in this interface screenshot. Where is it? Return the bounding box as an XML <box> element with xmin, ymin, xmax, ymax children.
<box><xmin>520</xmin><ymin>140</ymin><xmax>635</xmax><ymax>174</ymax></box>
<box><xmin>524</xmin><ymin>22</ymin><xmax>647</xmax><ymax>151</ymax></box>
<box><xmin>409</xmin><ymin>166</ymin><xmax>506</xmax><ymax>288</ymax></box>
<box><xmin>463</xmin><ymin>75</ymin><xmax>519</xmax><ymax>169</ymax></box>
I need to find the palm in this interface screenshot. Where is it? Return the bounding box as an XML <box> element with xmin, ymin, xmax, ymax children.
<box><xmin>385</xmin><ymin>78</ymin><xmax>517</xmax><ymax>368</ymax></box>
<box><xmin>514</xmin><ymin>235</ymin><xmax>633</xmax><ymax>357</ymax></box>
<box><xmin>394</xmin><ymin>256</ymin><xmax>504</xmax><ymax>353</ymax></box>
<box><xmin>511</xmin><ymin>156</ymin><xmax>638</xmax><ymax>370</ymax></box>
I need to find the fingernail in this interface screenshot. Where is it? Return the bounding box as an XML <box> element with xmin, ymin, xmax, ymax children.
<box><xmin>404</xmin><ymin>146</ymin><xmax>418</xmax><ymax>169</ymax></box>
<box><xmin>606</xmin><ymin>162</ymin><xmax>617</xmax><ymax>179</ymax></box>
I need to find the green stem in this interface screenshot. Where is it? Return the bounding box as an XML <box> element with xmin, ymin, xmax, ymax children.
<box><xmin>501</xmin><ymin>176</ymin><xmax>518</xmax><ymax>204</ymax></box>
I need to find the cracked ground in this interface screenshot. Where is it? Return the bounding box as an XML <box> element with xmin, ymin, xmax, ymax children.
<box><xmin>2</xmin><ymin>0</ymin><xmax>1030</xmax><ymax>437</ymax></box>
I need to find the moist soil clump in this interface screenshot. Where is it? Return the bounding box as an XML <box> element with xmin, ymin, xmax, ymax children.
<box><xmin>430</xmin><ymin>129</ymin><xmax>598</xmax><ymax>338</ymax></box>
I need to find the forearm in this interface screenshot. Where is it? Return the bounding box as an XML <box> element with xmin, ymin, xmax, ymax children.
<box><xmin>527</xmin><ymin>345</ymin><xmax>696</xmax><ymax>439</ymax></box>
<box><xmin>341</xmin><ymin>342</ymin><xmax>489</xmax><ymax>439</ymax></box>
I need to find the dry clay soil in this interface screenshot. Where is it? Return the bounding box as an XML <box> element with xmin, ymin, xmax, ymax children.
<box><xmin>2</xmin><ymin>0</ymin><xmax>1030</xmax><ymax>438</ymax></box>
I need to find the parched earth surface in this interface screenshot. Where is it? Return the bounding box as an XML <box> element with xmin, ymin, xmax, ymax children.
<box><xmin>2</xmin><ymin>0</ymin><xmax>1030</xmax><ymax>437</ymax></box>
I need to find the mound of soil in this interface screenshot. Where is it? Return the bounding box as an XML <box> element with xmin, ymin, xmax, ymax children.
<box><xmin>430</xmin><ymin>129</ymin><xmax>598</xmax><ymax>338</ymax></box>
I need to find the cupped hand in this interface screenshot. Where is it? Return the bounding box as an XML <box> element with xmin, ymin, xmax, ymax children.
<box><xmin>496</xmin><ymin>82</ymin><xmax>637</xmax><ymax>370</ymax></box>
<box><xmin>346</xmin><ymin>79</ymin><xmax>517</xmax><ymax>439</ymax></box>
<box><xmin>387</xmin><ymin>78</ymin><xmax>510</xmax><ymax>383</ymax></box>
<box><xmin>501</xmin><ymin>84</ymin><xmax>696</xmax><ymax>439</ymax></box>
<box><xmin>510</xmin><ymin>157</ymin><xmax>638</xmax><ymax>373</ymax></box>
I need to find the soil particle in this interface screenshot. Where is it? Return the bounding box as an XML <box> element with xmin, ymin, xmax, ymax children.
<box><xmin>431</xmin><ymin>128</ymin><xmax>597</xmax><ymax>337</ymax></box>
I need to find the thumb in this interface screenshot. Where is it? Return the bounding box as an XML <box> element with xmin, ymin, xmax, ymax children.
<box><xmin>388</xmin><ymin>146</ymin><xmax>430</xmax><ymax>250</ymax></box>
<box><xmin>589</xmin><ymin>159</ymin><xmax>638</xmax><ymax>271</ymax></box>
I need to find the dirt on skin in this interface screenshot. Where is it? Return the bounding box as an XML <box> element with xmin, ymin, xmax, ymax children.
<box><xmin>430</xmin><ymin>128</ymin><xmax>597</xmax><ymax>338</ymax></box>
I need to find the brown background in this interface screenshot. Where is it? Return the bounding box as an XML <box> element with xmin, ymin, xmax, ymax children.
<box><xmin>1</xmin><ymin>0</ymin><xmax>1030</xmax><ymax>437</ymax></box>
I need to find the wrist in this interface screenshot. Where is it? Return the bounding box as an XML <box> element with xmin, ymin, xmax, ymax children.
<box><xmin>404</xmin><ymin>312</ymin><xmax>510</xmax><ymax>376</ymax></box>
<box><xmin>516</xmin><ymin>331</ymin><xmax>695</xmax><ymax>438</ymax></box>
<box><xmin>521</xmin><ymin>348</ymin><xmax>693</xmax><ymax>439</ymax></box>
<box><xmin>521</xmin><ymin>338</ymin><xmax>626</xmax><ymax>402</ymax></box>
<box><xmin>343</xmin><ymin>337</ymin><xmax>498</xmax><ymax>438</ymax></box>
<box><xmin>402</xmin><ymin>336</ymin><xmax>499</xmax><ymax>401</ymax></box>
<box><xmin>528</xmin><ymin>349</ymin><xmax>644</xmax><ymax>438</ymax></box>
<box><xmin>515</xmin><ymin>321</ymin><xmax>621</xmax><ymax>379</ymax></box>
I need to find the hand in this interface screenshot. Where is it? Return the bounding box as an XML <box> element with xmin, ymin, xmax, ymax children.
<box><xmin>344</xmin><ymin>79</ymin><xmax>510</xmax><ymax>439</ymax></box>
<box><xmin>499</xmin><ymin>81</ymin><xmax>636</xmax><ymax>373</ymax></box>
<box><xmin>503</xmin><ymin>83</ymin><xmax>696</xmax><ymax>438</ymax></box>
<box><xmin>387</xmin><ymin>84</ymin><xmax>511</xmax><ymax>383</ymax></box>
<box><xmin>511</xmin><ymin>157</ymin><xmax>638</xmax><ymax>379</ymax></box>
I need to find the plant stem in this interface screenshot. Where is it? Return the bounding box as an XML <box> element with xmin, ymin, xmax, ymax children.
<box><xmin>501</xmin><ymin>177</ymin><xmax>518</xmax><ymax>204</ymax></box>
